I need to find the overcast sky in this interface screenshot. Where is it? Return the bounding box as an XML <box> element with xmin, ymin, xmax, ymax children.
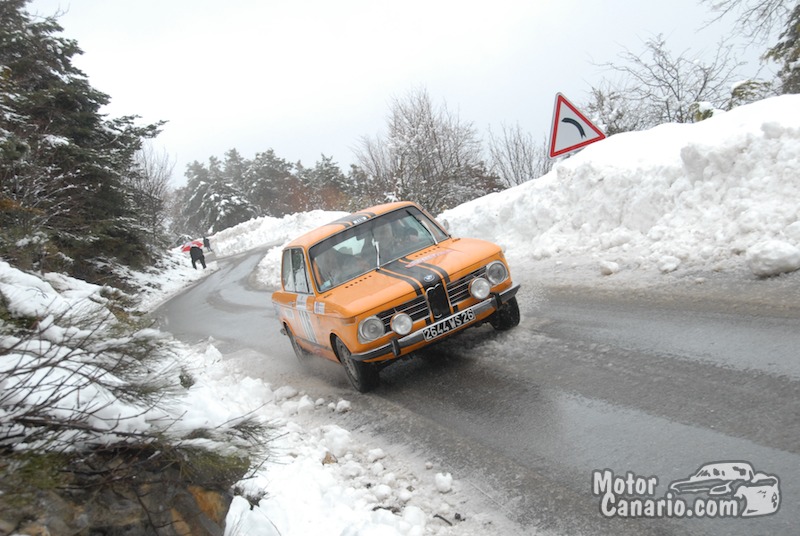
<box><xmin>28</xmin><ymin>0</ymin><xmax>769</xmax><ymax>186</ymax></box>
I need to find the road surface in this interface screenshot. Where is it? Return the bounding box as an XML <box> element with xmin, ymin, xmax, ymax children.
<box><xmin>155</xmin><ymin>248</ymin><xmax>800</xmax><ymax>536</ymax></box>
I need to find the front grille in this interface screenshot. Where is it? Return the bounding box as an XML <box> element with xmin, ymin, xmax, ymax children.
<box><xmin>425</xmin><ymin>283</ymin><xmax>450</xmax><ymax>320</ymax></box>
<box><xmin>447</xmin><ymin>267</ymin><xmax>486</xmax><ymax>304</ymax></box>
<box><xmin>377</xmin><ymin>266</ymin><xmax>487</xmax><ymax>329</ymax></box>
<box><xmin>378</xmin><ymin>295</ymin><xmax>429</xmax><ymax>330</ymax></box>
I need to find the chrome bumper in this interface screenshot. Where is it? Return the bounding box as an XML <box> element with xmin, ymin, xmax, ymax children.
<box><xmin>351</xmin><ymin>283</ymin><xmax>520</xmax><ymax>362</ymax></box>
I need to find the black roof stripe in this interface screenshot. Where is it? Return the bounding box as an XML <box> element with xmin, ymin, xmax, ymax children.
<box><xmin>329</xmin><ymin>211</ymin><xmax>377</xmax><ymax>228</ymax></box>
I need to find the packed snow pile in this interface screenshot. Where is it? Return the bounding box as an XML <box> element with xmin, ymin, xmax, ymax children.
<box><xmin>211</xmin><ymin>210</ymin><xmax>348</xmax><ymax>258</ymax></box>
<box><xmin>0</xmin><ymin>259</ymin><xmax>266</xmax><ymax>448</ymax></box>
<box><xmin>746</xmin><ymin>239</ymin><xmax>800</xmax><ymax>277</ymax></box>
<box><xmin>438</xmin><ymin>95</ymin><xmax>800</xmax><ymax>279</ymax></box>
<box><xmin>218</xmin><ymin>349</ymin><xmax>485</xmax><ymax>535</ymax></box>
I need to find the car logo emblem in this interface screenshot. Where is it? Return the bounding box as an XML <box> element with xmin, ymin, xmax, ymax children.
<box><xmin>423</xmin><ymin>274</ymin><xmax>436</xmax><ymax>283</ymax></box>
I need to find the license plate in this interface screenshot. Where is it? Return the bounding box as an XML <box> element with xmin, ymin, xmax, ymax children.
<box><xmin>422</xmin><ymin>308</ymin><xmax>476</xmax><ymax>341</ymax></box>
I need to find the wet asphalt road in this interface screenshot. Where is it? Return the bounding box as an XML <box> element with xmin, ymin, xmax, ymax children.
<box><xmin>154</xmin><ymin>249</ymin><xmax>800</xmax><ymax>536</ymax></box>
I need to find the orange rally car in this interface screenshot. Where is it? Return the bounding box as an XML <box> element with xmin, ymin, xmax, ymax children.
<box><xmin>272</xmin><ymin>201</ymin><xmax>520</xmax><ymax>392</ymax></box>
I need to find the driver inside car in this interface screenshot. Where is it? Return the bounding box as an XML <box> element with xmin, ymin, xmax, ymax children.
<box><xmin>372</xmin><ymin>223</ymin><xmax>404</xmax><ymax>263</ymax></box>
<box><xmin>316</xmin><ymin>249</ymin><xmax>343</xmax><ymax>290</ymax></box>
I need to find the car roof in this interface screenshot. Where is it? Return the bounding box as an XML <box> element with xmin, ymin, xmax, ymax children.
<box><xmin>284</xmin><ymin>201</ymin><xmax>420</xmax><ymax>249</ymax></box>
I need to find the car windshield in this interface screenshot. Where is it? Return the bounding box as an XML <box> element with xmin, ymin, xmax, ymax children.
<box><xmin>309</xmin><ymin>207</ymin><xmax>448</xmax><ymax>291</ymax></box>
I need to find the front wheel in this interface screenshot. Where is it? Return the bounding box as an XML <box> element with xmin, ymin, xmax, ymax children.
<box><xmin>490</xmin><ymin>296</ymin><xmax>520</xmax><ymax>331</ymax></box>
<box><xmin>335</xmin><ymin>337</ymin><xmax>380</xmax><ymax>393</ymax></box>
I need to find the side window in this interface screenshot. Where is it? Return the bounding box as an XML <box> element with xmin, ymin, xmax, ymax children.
<box><xmin>282</xmin><ymin>249</ymin><xmax>295</xmax><ymax>292</ymax></box>
<box><xmin>291</xmin><ymin>248</ymin><xmax>311</xmax><ymax>294</ymax></box>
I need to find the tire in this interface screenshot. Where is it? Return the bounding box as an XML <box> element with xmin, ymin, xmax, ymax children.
<box><xmin>490</xmin><ymin>296</ymin><xmax>520</xmax><ymax>331</ymax></box>
<box><xmin>286</xmin><ymin>325</ymin><xmax>312</xmax><ymax>366</ymax></box>
<box><xmin>335</xmin><ymin>337</ymin><xmax>380</xmax><ymax>393</ymax></box>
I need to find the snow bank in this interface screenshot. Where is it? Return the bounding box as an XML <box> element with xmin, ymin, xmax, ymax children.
<box><xmin>211</xmin><ymin>210</ymin><xmax>348</xmax><ymax>257</ymax></box>
<box><xmin>440</xmin><ymin>95</ymin><xmax>800</xmax><ymax>279</ymax></box>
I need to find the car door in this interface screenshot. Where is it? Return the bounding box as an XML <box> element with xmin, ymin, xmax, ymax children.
<box><xmin>281</xmin><ymin>248</ymin><xmax>323</xmax><ymax>349</ymax></box>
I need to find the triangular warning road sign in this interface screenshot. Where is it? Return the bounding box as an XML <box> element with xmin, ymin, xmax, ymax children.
<box><xmin>548</xmin><ymin>93</ymin><xmax>606</xmax><ymax>159</ymax></box>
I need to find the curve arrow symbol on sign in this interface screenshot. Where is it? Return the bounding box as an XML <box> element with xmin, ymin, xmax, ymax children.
<box><xmin>561</xmin><ymin>117</ymin><xmax>586</xmax><ymax>138</ymax></box>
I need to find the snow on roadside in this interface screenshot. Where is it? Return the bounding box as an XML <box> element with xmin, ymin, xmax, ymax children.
<box><xmin>191</xmin><ymin>342</ymin><xmax>502</xmax><ymax>536</ymax></box>
<box><xmin>132</xmin><ymin>249</ymin><xmax>214</xmax><ymax>310</ymax></box>
<box><xmin>1</xmin><ymin>257</ymin><xmax>490</xmax><ymax>536</ymax></box>
<box><xmin>216</xmin><ymin>97</ymin><xmax>800</xmax><ymax>292</ymax></box>
<box><xmin>204</xmin><ymin>209</ymin><xmax>348</xmax><ymax>291</ymax></box>
<box><xmin>211</xmin><ymin>210</ymin><xmax>348</xmax><ymax>258</ymax></box>
<box><xmin>440</xmin><ymin>95</ymin><xmax>800</xmax><ymax>282</ymax></box>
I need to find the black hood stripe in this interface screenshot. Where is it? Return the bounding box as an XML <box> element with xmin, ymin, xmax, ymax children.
<box><xmin>378</xmin><ymin>256</ymin><xmax>452</xmax><ymax>296</ymax></box>
<box><xmin>377</xmin><ymin>266</ymin><xmax>423</xmax><ymax>295</ymax></box>
<box><xmin>380</xmin><ymin>259</ymin><xmax>456</xmax><ymax>325</ymax></box>
<box><xmin>385</xmin><ymin>259</ymin><xmax>444</xmax><ymax>289</ymax></box>
<box><xmin>402</xmin><ymin>257</ymin><xmax>451</xmax><ymax>285</ymax></box>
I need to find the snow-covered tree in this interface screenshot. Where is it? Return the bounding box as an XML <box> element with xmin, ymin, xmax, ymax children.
<box><xmin>765</xmin><ymin>3</ymin><xmax>800</xmax><ymax>93</ymax></box>
<box><xmin>701</xmin><ymin>1</ymin><xmax>796</xmax><ymax>93</ymax></box>
<box><xmin>297</xmin><ymin>155</ymin><xmax>349</xmax><ymax>211</ymax></box>
<box><xmin>177</xmin><ymin>159</ymin><xmax>258</xmax><ymax>235</ymax></box>
<box><xmin>127</xmin><ymin>142</ymin><xmax>174</xmax><ymax>247</ymax></box>
<box><xmin>239</xmin><ymin>149</ymin><xmax>295</xmax><ymax>216</ymax></box>
<box><xmin>701</xmin><ymin>0</ymin><xmax>792</xmax><ymax>42</ymax></box>
<box><xmin>354</xmin><ymin>88</ymin><xmax>500</xmax><ymax>214</ymax></box>
<box><xmin>0</xmin><ymin>0</ymin><xmax>163</xmax><ymax>279</ymax></box>
<box><xmin>582</xmin><ymin>83</ymin><xmax>650</xmax><ymax>135</ymax></box>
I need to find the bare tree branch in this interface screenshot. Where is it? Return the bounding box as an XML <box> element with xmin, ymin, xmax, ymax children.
<box><xmin>354</xmin><ymin>87</ymin><xmax>499</xmax><ymax>213</ymax></box>
<box><xmin>701</xmin><ymin>0</ymin><xmax>791</xmax><ymax>43</ymax></box>
<box><xmin>595</xmin><ymin>34</ymin><xmax>747</xmax><ymax>128</ymax></box>
<box><xmin>487</xmin><ymin>123</ymin><xmax>552</xmax><ymax>187</ymax></box>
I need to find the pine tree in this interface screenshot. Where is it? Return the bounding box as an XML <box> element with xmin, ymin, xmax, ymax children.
<box><xmin>178</xmin><ymin>159</ymin><xmax>258</xmax><ymax>235</ymax></box>
<box><xmin>222</xmin><ymin>148</ymin><xmax>247</xmax><ymax>187</ymax></box>
<box><xmin>297</xmin><ymin>155</ymin><xmax>349</xmax><ymax>211</ymax></box>
<box><xmin>242</xmin><ymin>149</ymin><xmax>296</xmax><ymax>216</ymax></box>
<box><xmin>0</xmin><ymin>0</ymin><xmax>163</xmax><ymax>280</ymax></box>
<box><xmin>765</xmin><ymin>4</ymin><xmax>800</xmax><ymax>94</ymax></box>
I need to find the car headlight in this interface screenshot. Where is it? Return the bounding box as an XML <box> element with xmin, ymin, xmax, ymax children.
<box><xmin>390</xmin><ymin>313</ymin><xmax>413</xmax><ymax>336</ymax></box>
<box><xmin>469</xmin><ymin>277</ymin><xmax>491</xmax><ymax>300</ymax></box>
<box><xmin>485</xmin><ymin>261</ymin><xmax>509</xmax><ymax>285</ymax></box>
<box><xmin>358</xmin><ymin>316</ymin><xmax>385</xmax><ymax>342</ymax></box>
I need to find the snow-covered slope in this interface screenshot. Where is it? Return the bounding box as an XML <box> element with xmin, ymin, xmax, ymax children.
<box><xmin>439</xmin><ymin>95</ymin><xmax>800</xmax><ymax>280</ymax></box>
